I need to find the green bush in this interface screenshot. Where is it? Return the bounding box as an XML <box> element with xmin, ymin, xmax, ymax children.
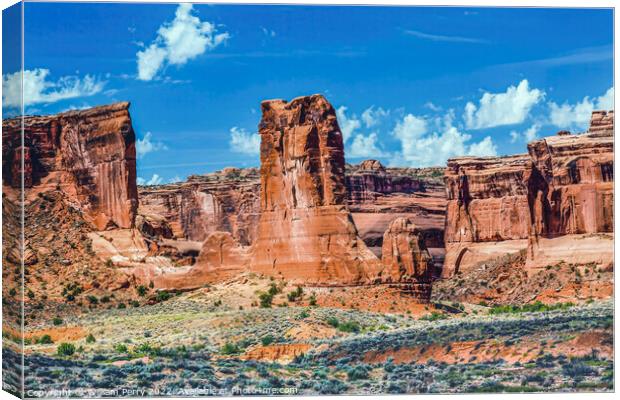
<box><xmin>37</xmin><ymin>335</ymin><xmax>53</xmax><ymax>344</ymax></box>
<box><xmin>57</xmin><ymin>342</ymin><xmax>76</xmax><ymax>356</ymax></box>
<box><xmin>261</xmin><ymin>335</ymin><xmax>275</xmax><ymax>346</ymax></box>
<box><xmin>338</xmin><ymin>321</ymin><xmax>361</xmax><ymax>333</ymax></box>
<box><xmin>326</xmin><ymin>317</ymin><xmax>340</xmax><ymax>328</ymax></box>
<box><xmin>420</xmin><ymin>312</ymin><xmax>448</xmax><ymax>321</ymax></box>
<box><xmin>85</xmin><ymin>334</ymin><xmax>96</xmax><ymax>344</ymax></box>
<box><xmin>136</xmin><ymin>285</ymin><xmax>148</xmax><ymax>297</ymax></box>
<box><xmin>259</xmin><ymin>292</ymin><xmax>273</xmax><ymax>308</ymax></box>
<box><xmin>87</xmin><ymin>295</ymin><xmax>98</xmax><ymax>305</ymax></box>
<box><xmin>52</xmin><ymin>317</ymin><xmax>63</xmax><ymax>326</ymax></box>
<box><xmin>489</xmin><ymin>301</ymin><xmax>575</xmax><ymax>315</ymax></box>
<box><xmin>156</xmin><ymin>291</ymin><xmax>172</xmax><ymax>302</ymax></box>
<box><xmin>309</xmin><ymin>294</ymin><xmax>317</xmax><ymax>306</ymax></box>
<box><xmin>220</xmin><ymin>342</ymin><xmax>240</xmax><ymax>355</ymax></box>
<box><xmin>115</xmin><ymin>344</ymin><xmax>128</xmax><ymax>353</ymax></box>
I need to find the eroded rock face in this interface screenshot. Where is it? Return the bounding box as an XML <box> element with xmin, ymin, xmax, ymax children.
<box><xmin>381</xmin><ymin>217</ymin><xmax>434</xmax><ymax>301</ymax></box>
<box><xmin>138</xmin><ymin>169</ymin><xmax>260</xmax><ymax>244</ymax></box>
<box><xmin>443</xmin><ymin>111</ymin><xmax>614</xmax><ymax>277</ymax></box>
<box><xmin>2</xmin><ymin>103</ymin><xmax>138</xmax><ymax>230</ymax></box>
<box><xmin>250</xmin><ymin>95</ymin><xmax>382</xmax><ymax>284</ymax></box>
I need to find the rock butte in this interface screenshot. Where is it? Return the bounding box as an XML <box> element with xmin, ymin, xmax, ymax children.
<box><xmin>249</xmin><ymin>95</ymin><xmax>382</xmax><ymax>285</ymax></box>
<box><xmin>443</xmin><ymin>110</ymin><xmax>614</xmax><ymax>277</ymax></box>
<box><xmin>2</xmin><ymin>102</ymin><xmax>138</xmax><ymax>230</ymax></box>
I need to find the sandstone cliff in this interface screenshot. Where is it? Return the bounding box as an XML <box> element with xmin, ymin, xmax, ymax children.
<box><xmin>443</xmin><ymin>111</ymin><xmax>614</xmax><ymax>277</ymax></box>
<box><xmin>249</xmin><ymin>95</ymin><xmax>383</xmax><ymax>285</ymax></box>
<box><xmin>2</xmin><ymin>103</ymin><xmax>138</xmax><ymax>230</ymax></box>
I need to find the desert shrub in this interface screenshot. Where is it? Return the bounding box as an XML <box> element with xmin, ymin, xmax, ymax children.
<box><xmin>156</xmin><ymin>291</ymin><xmax>172</xmax><ymax>302</ymax></box>
<box><xmin>115</xmin><ymin>344</ymin><xmax>128</xmax><ymax>353</ymax></box>
<box><xmin>37</xmin><ymin>335</ymin><xmax>53</xmax><ymax>345</ymax></box>
<box><xmin>297</xmin><ymin>309</ymin><xmax>310</xmax><ymax>319</ymax></box>
<box><xmin>86</xmin><ymin>334</ymin><xmax>96</xmax><ymax>344</ymax></box>
<box><xmin>420</xmin><ymin>312</ymin><xmax>447</xmax><ymax>321</ymax></box>
<box><xmin>52</xmin><ymin>317</ymin><xmax>63</xmax><ymax>326</ymax></box>
<box><xmin>347</xmin><ymin>365</ymin><xmax>369</xmax><ymax>381</ymax></box>
<box><xmin>259</xmin><ymin>292</ymin><xmax>273</xmax><ymax>308</ymax></box>
<box><xmin>261</xmin><ymin>335</ymin><xmax>275</xmax><ymax>346</ymax></box>
<box><xmin>131</xmin><ymin>300</ymin><xmax>140</xmax><ymax>308</ymax></box>
<box><xmin>309</xmin><ymin>295</ymin><xmax>317</xmax><ymax>306</ymax></box>
<box><xmin>136</xmin><ymin>285</ymin><xmax>148</xmax><ymax>297</ymax></box>
<box><xmin>489</xmin><ymin>301</ymin><xmax>574</xmax><ymax>315</ymax></box>
<box><xmin>117</xmin><ymin>303</ymin><xmax>126</xmax><ymax>309</ymax></box>
<box><xmin>315</xmin><ymin>378</ymin><xmax>348</xmax><ymax>394</ymax></box>
<box><xmin>220</xmin><ymin>342</ymin><xmax>240</xmax><ymax>355</ymax></box>
<box><xmin>287</xmin><ymin>286</ymin><xmax>304</xmax><ymax>302</ymax></box>
<box><xmin>87</xmin><ymin>295</ymin><xmax>98</xmax><ymax>305</ymax></box>
<box><xmin>57</xmin><ymin>342</ymin><xmax>76</xmax><ymax>356</ymax></box>
<box><xmin>267</xmin><ymin>283</ymin><xmax>281</xmax><ymax>296</ymax></box>
<box><xmin>326</xmin><ymin>317</ymin><xmax>340</xmax><ymax>328</ymax></box>
<box><xmin>338</xmin><ymin>321</ymin><xmax>361</xmax><ymax>333</ymax></box>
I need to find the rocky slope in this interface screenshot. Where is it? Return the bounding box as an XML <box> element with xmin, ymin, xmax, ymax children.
<box><xmin>443</xmin><ymin>110</ymin><xmax>614</xmax><ymax>278</ymax></box>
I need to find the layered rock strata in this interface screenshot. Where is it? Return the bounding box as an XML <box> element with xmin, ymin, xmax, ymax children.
<box><xmin>443</xmin><ymin>111</ymin><xmax>614</xmax><ymax>277</ymax></box>
<box><xmin>249</xmin><ymin>95</ymin><xmax>382</xmax><ymax>285</ymax></box>
<box><xmin>381</xmin><ymin>217</ymin><xmax>434</xmax><ymax>301</ymax></box>
<box><xmin>2</xmin><ymin>103</ymin><xmax>138</xmax><ymax>230</ymax></box>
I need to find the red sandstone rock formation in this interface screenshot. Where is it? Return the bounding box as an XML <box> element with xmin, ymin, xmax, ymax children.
<box><xmin>2</xmin><ymin>103</ymin><xmax>138</xmax><ymax>230</ymax></box>
<box><xmin>138</xmin><ymin>168</ymin><xmax>260</xmax><ymax>244</ymax></box>
<box><xmin>381</xmin><ymin>217</ymin><xmax>434</xmax><ymax>300</ymax></box>
<box><xmin>250</xmin><ymin>95</ymin><xmax>382</xmax><ymax>285</ymax></box>
<box><xmin>443</xmin><ymin>110</ymin><xmax>614</xmax><ymax>278</ymax></box>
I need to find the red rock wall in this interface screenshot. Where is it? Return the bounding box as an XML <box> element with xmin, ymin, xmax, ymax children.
<box><xmin>443</xmin><ymin>111</ymin><xmax>614</xmax><ymax>277</ymax></box>
<box><xmin>2</xmin><ymin>103</ymin><xmax>138</xmax><ymax>230</ymax></box>
<box><xmin>250</xmin><ymin>95</ymin><xmax>382</xmax><ymax>285</ymax></box>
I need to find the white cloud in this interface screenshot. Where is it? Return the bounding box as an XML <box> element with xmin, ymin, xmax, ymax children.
<box><xmin>361</xmin><ymin>106</ymin><xmax>389</xmax><ymax>128</ymax></box>
<box><xmin>137</xmin><ymin>174</ymin><xmax>164</xmax><ymax>186</ymax></box>
<box><xmin>403</xmin><ymin>29</ymin><xmax>488</xmax><ymax>44</ymax></box>
<box><xmin>261</xmin><ymin>27</ymin><xmax>276</xmax><ymax>37</ymax></box>
<box><xmin>464</xmin><ymin>79</ymin><xmax>544</xmax><ymax>129</ymax></box>
<box><xmin>2</xmin><ymin>68</ymin><xmax>105</xmax><ymax>108</ymax></box>
<box><xmin>229</xmin><ymin>127</ymin><xmax>260</xmax><ymax>156</ymax></box>
<box><xmin>424</xmin><ymin>102</ymin><xmax>442</xmax><ymax>112</ymax></box>
<box><xmin>392</xmin><ymin>113</ymin><xmax>497</xmax><ymax>167</ymax></box>
<box><xmin>335</xmin><ymin>106</ymin><xmax>361</xmax><ymax>142</ymax></box>
<box><xmin>509</xmin><ymin>123</ymin><xmax>541</xmax><ymax>143</ymax></box>
<box><xmin>348</xmin><ymin>132</ymin><xmax>387</xmax><ymax>158</ymax></box>
<box><xmin>468</xmin><ymin>136</ymin><xmax>497</xmax><ymax>156</ymax></box>
<box><xmin>549</xmin><ymin>87</ymin><xmax>614</xmax><ymax>130</ymax></box>
<box><xmin>136</xmin><ymin>132</ymin><xmax>168</xmax><ymax>158</ymax></box>
<box><xmin>137</xmin><ymin>4</ymin><xmax>230</xmax><ymax>81</ymax></box>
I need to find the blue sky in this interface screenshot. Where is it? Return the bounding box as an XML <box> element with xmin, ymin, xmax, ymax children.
<box><xmin>2</xmin><ymin>3</ymin><xmax>614</xmax><ymax>184</ymax></box>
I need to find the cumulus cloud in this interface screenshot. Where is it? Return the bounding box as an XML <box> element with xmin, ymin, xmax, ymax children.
<box><xmin>137</xmin><ymin>4</ymin><xmax>230</xmax><ymax>81</ymax></box>
<box><xmin>464</xmin><ymin>79</ymin><xmax>544</xmax><ymax>129</ymax></box>
<box><xmin>136</xmin><ymin>132</ymin><xmax>168</xmax><ymax>158</ymax></box>
<box><xmin>137</xmin><ymin>174</ymin><xmax>164</xmax><ymax>186</ymax></box>
<box><xmin>510</xmin><ymin>123</ymin><xmax>541</xmax><ymax>143</ymax></box>
<box><xmin>336</xmin><ymin>106</ymin><xmax>361</xmax><ymax>142</ymax></box>
<box><xmin>229</xmin><ymin>127</ymin><xmax>261</xmax><ymax>156</ymax></box>
<box><xmin>392</xmin><ymin>112</ymin><xmax>497</xmax><ymax>167</ymax></box>
<box><xmin>2</xmin><ymin>68</ymin><xmax>105</xmax><ymax>108</ymax></box>
<box><xmin>348</xmin><ymin>132</ymin><xmax>387</xmax><ymax>158</ymax></box>
<box><xmin>361</xmin><ymin>106</ymin><xmax>389</xmax><ymax>128</ymax></box>
<box><xmin>549</xmin><ymin>87</ymin><xmax>614</xmax><ymax>130</ymax></box>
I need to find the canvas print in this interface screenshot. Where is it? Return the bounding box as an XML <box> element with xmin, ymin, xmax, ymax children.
<box><xmin>1</xmin><ymin>2</ymin><xmax>614</xmax><ymax>397</ymax></box>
